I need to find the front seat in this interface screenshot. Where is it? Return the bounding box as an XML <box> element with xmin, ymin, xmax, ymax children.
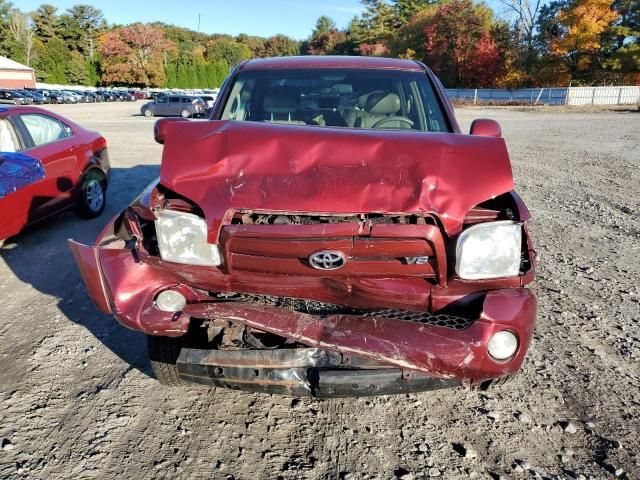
<box><xmin>356</xmin><ymin>92</ymin><xmax>413</xmax><ymax>129</ymax></box>
<box><xmin>262</xmin><ymin>87</ymin><xmax>305</xmax><ymax>125</ymax></box>
<box><xmin>345</xmin><ymin>90</ymin><xmax>384</xmax><ymax>127</ymax></box>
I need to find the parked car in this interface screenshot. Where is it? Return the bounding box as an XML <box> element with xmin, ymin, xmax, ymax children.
<box><xmin>70</xmin><ymin>90</ymin><xmax>92</xmax><ymax>103</ymax></box>
<box><xmin>56</xmin><ymin>91</ymin><xmax>78</xmax><ymax>104</ymax></box>
<box><xmin>19</xmin><ymin>90</ymin><xmax>46</xmax><ymax>104</ymax></box>
<box><xmin>0</xmin><ymin>90</ymin><xmax>31</xmax><ymax>105</ymax></box>
<box><xmin>94</xmin><ymin>91</ymin><xmax>112</xmax><ymax>102</ymax></box>
<box><xmin>199</xmin><ymin>95</ymin><xmax>216</xmax><ymax>111</ymax></box>
<box><xmin>24</xmin><ymin>89</ymin><xmax>51</xmax><ymax>104</ymax></box>
<box><xmin>0</xmin><ymin>105</ymin><xmax>110</xmax><ymax>241</ymax></box>
<box><xmin>42</xmin><ymin>90</ymin><xmax>68</xmax><ymax>104</ymax></box>
<box><xmin>111</xmin><ymin>91</ymin><xmax>134</xmax><ymax>102</ymax></box>
<box><xmin>83</xmin><ymin>91</ymin><xmax>100</xmax><ymax>103</ymax></box>
<box><xmin>140</xmin><ymin>95</ymin><xmax>206</xmax><ymax>118</ymax></box>
<box><xmin>71</xmin><ymin>56</ymin><xmax>536</xmax><ymax>397</ymax></box>
<box><xmin>129</xmin><ymin>90</ymin><xmax>146</xmax><ymax>100</ymax></box>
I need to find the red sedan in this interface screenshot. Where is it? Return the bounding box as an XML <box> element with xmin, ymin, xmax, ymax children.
<box><xmin>0</xmin><ymin>105</ymin><xmax>110</xmax><ymax>241</ymax></box>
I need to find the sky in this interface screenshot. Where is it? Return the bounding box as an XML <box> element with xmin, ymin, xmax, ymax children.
<box><xmin>16</xmin><ymin>0</ymin><xmax>367</xmax><ymax>40</ymax></box>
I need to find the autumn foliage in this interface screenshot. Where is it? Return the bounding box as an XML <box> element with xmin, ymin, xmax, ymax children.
<box><xmin>551</xmin><ymin>0</ymin><xmax>620</xmax><ymax>73</ymax></box>
<box><xmin>420</xmin><ymin>0</ymin><xmax>503</xmax><ymax>87</ymax></box>
<box><xmin>0</xmin><ymin>0</ymin><xmax>636</xmax><ymax>87</ymax></box>
<box><xmin>100</xmin><ymin>24</ymin><xmax>176</xmax><ymax>86</ymax></box>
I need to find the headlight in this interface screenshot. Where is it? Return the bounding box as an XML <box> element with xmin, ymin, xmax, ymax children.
<box><xmin>155</xmin><ymin>210</ymin><xmax>222</xmax><ymax>266</ymax></box>
<box><xmin>487</xmin><ymin>330</ymin><xmax>518</xmax><ymax>360</ymax></box>
<box><xmin>456</xmin><ymin>221</ymin><xmax>522</xmax><ymax>280</ymax></box>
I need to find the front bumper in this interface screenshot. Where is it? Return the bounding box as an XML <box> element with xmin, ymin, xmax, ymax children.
<box><xmin>68</xmin><ymin>232</ymin><xmax>537</xmax><ymax>390</ymax></box>
<box><xmin>177</xmin><ymin>347</ymin><xmax>460</xmax><ymax>397</ymax></box>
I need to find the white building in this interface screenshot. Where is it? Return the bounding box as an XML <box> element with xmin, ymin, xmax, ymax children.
<box><xmin>0</xmin><ymin>56</ymin><xmax>36</xmax><ymax>89</ymax></box>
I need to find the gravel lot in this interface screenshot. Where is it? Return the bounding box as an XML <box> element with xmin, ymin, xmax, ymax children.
<box><xmin>0</xmin><ymin>102</ymin><xmax>638</xmax><ymax>480</ymax></box>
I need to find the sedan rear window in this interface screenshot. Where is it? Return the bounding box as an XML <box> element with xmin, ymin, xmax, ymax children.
<box><xmin>20</xmin><ymin>114</ymin><xmax>71</xmax><ymax>147</ymax></box>
<box><xmin>220</xmin><ymin>68</ymin><xmax>450</xmax><ymax>132</ymax></box>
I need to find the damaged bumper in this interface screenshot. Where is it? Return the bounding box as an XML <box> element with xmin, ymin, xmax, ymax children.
<box><xmin>68</xmin><ymin>226</ymin><xmax>537</xmax><ymax>393</ymax></box>
<box><xmin>177</xmin><ymin>347</ymin><xmax>460</xmax><ymax>397</ymax></box>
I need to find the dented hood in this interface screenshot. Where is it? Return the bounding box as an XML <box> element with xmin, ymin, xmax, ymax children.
<box><xmin>159</xmin><ymin>120</ymin><xmax>514</xmax><ymax>242</ymax></box>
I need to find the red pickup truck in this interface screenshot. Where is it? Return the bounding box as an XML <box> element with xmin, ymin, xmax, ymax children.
<box><xmin>70</xmin><ymin>56</ymin><xmax>536</xmax><ymax>397</ymax></box>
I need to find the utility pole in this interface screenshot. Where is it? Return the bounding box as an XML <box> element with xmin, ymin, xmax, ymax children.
<box><xmin>197</xmin><ymin>13</ymin><xmax>201</xmax><ymax>33</ymax></box>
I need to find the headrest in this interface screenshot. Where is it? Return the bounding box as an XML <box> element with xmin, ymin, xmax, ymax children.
<box><xmin>263</xmin><ymin>87</ymin><xmax>298</xmax><ymax>114</ymax></box>
<box><xmin>365</xmin><ymin>92</ymin><xmax>401</xmax><ymax>115</ymax></box>
<box><xmin>357</xmin><ymin>90</ymin><xmax>384</xmax><ymax>108</ymax></box>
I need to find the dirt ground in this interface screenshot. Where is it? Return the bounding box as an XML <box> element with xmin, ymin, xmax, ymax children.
<box><xmin>0</xmin><ymin>102</ymin><xmax>638</xmax><ymax>480</ymax></box>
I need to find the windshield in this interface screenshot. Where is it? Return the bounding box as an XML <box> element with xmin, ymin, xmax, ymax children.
<box><xmin>220</xmin><ymin>68</ymin><xmax>450</xmax><ymax>132</ymax></box>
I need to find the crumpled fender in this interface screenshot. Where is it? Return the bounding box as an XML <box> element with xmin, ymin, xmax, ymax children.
<box><xmin>159</xmin><ymin>121</ymin><xmax>514</xmax><ymax>243</ymax></box>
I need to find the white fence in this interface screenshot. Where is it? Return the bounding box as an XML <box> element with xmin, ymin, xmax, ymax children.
<box><xmin>446</xmin><ymin>86</ymin><xmax>640</xmax><ymax>106</ymax></box>
<box><xmin>565</xmin><ymin>86</ymin><xmax>640</xmax><ymax>105</ymax></box>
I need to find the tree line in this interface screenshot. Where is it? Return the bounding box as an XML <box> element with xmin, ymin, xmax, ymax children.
<box><xmin>0</xmin><ymin>0</ymin><xmax>637</xmax><ymax>88</ymax></box>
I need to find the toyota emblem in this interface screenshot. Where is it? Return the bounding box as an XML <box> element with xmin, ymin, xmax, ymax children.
<box><xmin>308</xmin><ymin>250</ymin><xmax>347</xmax><ymax>270</ymax></box>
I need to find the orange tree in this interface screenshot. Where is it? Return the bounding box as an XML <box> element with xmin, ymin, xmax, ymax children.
<box><xmin>99</xmin><ymin>23</ymin><xmax>176</xmax><ymax>86</ymax></box>
<box><xmin>551</xmin><ymin>0</ymin><xmax>620</xmax><ymax>80</ymax></box>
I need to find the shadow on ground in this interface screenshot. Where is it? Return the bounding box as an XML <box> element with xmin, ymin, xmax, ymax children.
<box><xmin>0</xmin><ymin>165</ymin><xmax>159</xmax><ymax>378</ymax></box>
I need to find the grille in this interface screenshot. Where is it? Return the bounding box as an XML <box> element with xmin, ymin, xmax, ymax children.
<box><xmin>235</xmin><ymin>212</ymin><xmax>434</xmax><ymax>225</ymax></box>
<box><xmin>361</xmin><ymin>309</ymin><xmax>472</xmax><ymax>330</ymax></box>
<box><xmin>214</xmin><ymin>293</ymin><xmax>473</xmax><ymax>330</ymax></box>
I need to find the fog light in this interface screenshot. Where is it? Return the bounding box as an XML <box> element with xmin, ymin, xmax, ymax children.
<box><xmin>487</xmin><ymin>330</ymin><xmax>518</xmax><ymax>361</ymax></box>
<box><xmin>155</xmin><ymin>290</ymin><xmax>187</xmax><ymax>312</ymax></box>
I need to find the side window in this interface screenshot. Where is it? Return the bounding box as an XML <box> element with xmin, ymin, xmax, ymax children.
<box><xmin>157</xmin><ymin>96</ymin><xmax>168</xmax><ymax>104</ymax></box>
<box><xmin>221</xmin><ymin>78</ymin><xmax>256</xmax><ymax>121</ymax></box>
<box><xmin>182</xmin><ymin>98</ymin><xmax>190</xmax><ymax>103</ymax></box>
<box><xmin>169</xmin><ymin>97</ymin><xmax>180</xmax><ymax>103</ymax></box>
<box><xmin>19</xmin><ymin>114</ymin><xmax>71</xmax><ymax>147</ymax></box>
<box><xmin>0</xmin><ymin>118</ymin><xmax>22</xmax><ymax>152</ymax></box>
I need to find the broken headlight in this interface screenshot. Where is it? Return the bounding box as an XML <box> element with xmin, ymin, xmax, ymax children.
<box><xmin>455</xmin><ymin>221</ymin><xmax>521</xmax><ymax>280</ymax></box>
<box><xmin>154</xmin><ymin>210</ymin><xmax>222</xmax><ymax>266</ymax></box>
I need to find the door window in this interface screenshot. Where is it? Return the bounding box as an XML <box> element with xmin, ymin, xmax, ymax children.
<box><xmin>19</xmin><ymin>114</ymin><xmax>72</xmax><ymax>147</ymax></box>
<box><xmin>169</xmin><ymin>97</ymin><xmax>180</xmax><ymax>103</ymax></box>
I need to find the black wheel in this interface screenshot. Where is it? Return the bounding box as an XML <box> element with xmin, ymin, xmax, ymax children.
<box><xmin>143</xmin><ymin>108</ymin><xmax>153</xmax><ymax>117</ymax></box>
<box><xmin>76</xmin><ymin>170</ymin><xmax>106</xmax><ymax>218</ymax></box>
<box><xmin>147</xmin><ymin>335</ymin><xmax>185</xmax><ymax>386</ymax></box>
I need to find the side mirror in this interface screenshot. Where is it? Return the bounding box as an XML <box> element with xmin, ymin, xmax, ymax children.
<box><xmin>469</xmin><ymin>118</ymin><xmax>501</xmax><ymax>137</ymax></box>
<box><xmin>154</xmin><ymin>117</ymin><xmax>189</xmax><ymax>144</ymax></box>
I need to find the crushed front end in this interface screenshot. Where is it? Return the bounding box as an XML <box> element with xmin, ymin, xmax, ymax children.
<box><xmin>70</xmin><ymin>175</ymin><xmax>536</xmax><ymax>396</ymax></box>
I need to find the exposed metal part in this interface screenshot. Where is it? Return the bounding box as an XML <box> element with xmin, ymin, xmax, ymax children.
<box><xmin>234</xmin><ymin>212</ymin><xmax>434</xmax><ymax>225</ymax></box>
<box><xmin>176</xmin><ymin>347</ymin><xmax>461</xmax><ymax>397</ymax></box>
<box><xmin>212</xmin><ymin>293</ymin><xmax>474</xmax><ymax>330</ymax></box>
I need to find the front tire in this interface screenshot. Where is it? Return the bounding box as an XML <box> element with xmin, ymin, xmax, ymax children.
<box><xmin>180</xmin><ymin>109</ymin><xmax>191</xmax><ymax>118</ymax></box>
<box><xmin>143</xmin><ymin>108</ymin><xmax>154</xmax><ymax>117</ymax></box>
<box><xmin>76</xmin><ymin>170</ymin><xmax>106</xmax><ymax>218</ymax></box>
<box><xmin>147</xmin><ymin>335</ymin><xmax>185</xmax><ymax>386</ymax></box>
